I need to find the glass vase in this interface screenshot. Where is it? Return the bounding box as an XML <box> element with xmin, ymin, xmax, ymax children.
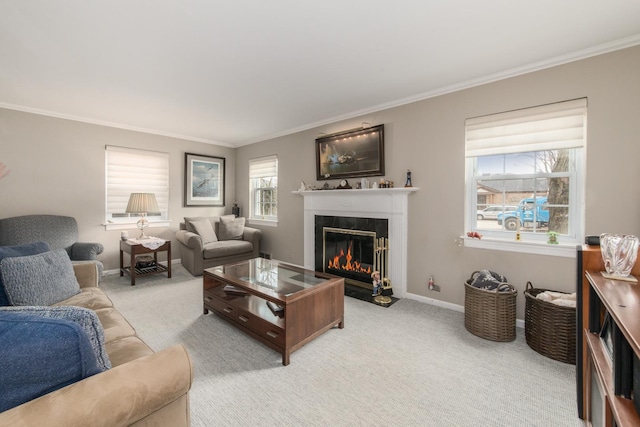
<box><xmin>600</xmin><ymin>233</ymin><xmax>639</xmax><ymax>278</ymax></box>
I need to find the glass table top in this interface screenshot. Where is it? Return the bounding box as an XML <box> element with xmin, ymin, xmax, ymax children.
<box><xmin>212</xmin><ymin>258</ymin><xmax>333</xmax><ymax>296</ymax></box>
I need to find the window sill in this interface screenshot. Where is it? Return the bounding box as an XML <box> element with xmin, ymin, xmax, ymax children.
<box><xmin>104</xmin><ymin>221</ymin><xmax>171</xmax><ymax>231</ymax></box>
<box><xmin>248</xmin><ymin>218</ymin><xmax>277</xmax><ymax>227</ymax></box>
<box><xmin>462</xmin><ymin>236</ymin><xmax>577</xmax><ymax>258</ymax></box>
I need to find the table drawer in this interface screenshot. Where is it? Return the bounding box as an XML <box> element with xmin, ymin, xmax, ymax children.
<box><xmin>205</xmin><ymin>294</ymin><xmax>237</xmax><ymax>320</ymax></box>
<box><xmin>237</xmin><ymin>308</ymin><xmax>285</xmax><ymax>347</ymax></box>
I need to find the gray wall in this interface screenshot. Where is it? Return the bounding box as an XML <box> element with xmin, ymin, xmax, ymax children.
<box><xmin>1</xmin><ymin>45</ymin><xmax>639</xmax><ymax>319</ymax></box>
<box><xmin>0</xmin><ymin>110</ymin><xmax>236</xmax><ymax>270</ymax></box>
<box><xmin>236</xmin><ymin>45</ymin><xmax>640</xmax><ymax>318</ymax></box>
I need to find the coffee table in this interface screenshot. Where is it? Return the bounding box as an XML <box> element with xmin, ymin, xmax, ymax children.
<box><xmin>203</xmin><ymin>258</ymin><xmax>344</xmax><ymax>365</ymax></box>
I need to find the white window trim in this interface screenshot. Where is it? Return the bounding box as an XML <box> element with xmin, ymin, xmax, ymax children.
<box><xmin>463</xmin><ymin>99</ymin><xmax>586</xmax><ymax>255</ymax></box>
<box><xmin>249</xmin><ymin>155</ymin><xmax>278</xmax><ymax>222</ymax></box>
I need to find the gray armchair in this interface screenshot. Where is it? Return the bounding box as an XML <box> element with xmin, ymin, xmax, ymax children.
<box><xmin>0</xmin><ymin>215</ymin><xmax>104</xmax><ymax>277</ymax></box>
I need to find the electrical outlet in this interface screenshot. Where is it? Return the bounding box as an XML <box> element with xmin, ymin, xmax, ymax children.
<box><xmin>431</xmin><ymin>284</ymin><xmax>441</xmax><ymax>292</ymax></box>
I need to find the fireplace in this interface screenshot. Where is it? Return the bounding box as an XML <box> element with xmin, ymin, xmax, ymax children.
<box><xmin>315</xmin><ymin>215</ymin><xmax>387</xmax><ymax>289</ymax></box>
<box><xmin>296</xmin><ymin>187</ymin><xmax>418</xmax><ymax>298</ymax></box>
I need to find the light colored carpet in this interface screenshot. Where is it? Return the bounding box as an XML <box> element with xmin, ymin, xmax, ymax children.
<box><xmin>101</xmin><ymin>265</ymin><xmax>582</xmax><ymax>427</ymax></box>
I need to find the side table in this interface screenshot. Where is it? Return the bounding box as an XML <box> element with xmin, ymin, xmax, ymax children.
<box><xmin>120</xmin><ymin>239</ymin><xmax>172</xmax><ymax>285</ymax></box>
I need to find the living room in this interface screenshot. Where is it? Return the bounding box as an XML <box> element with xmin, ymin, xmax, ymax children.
<box><xmin>2</xmin><ymin>2</ymin><xmax>640</xmax><ymax>426</ymax></box>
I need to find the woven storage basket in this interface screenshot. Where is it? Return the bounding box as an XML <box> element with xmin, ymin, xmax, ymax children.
<box><xmin>524</xmin><ymin>281</ymin><xmax>576</xmax><ymax>364</ymax></box>
<box><xmin>464</xmin><ymin>275</ymin><xmax>517</xmax><ymax>342</ymax></box>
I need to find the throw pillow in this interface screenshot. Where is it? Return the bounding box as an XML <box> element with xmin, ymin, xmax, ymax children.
<box><xmin>0</xmin><ymin>311</ymin><xmax>103</xmax><ymax>412</ymax></box>
<box><xmin>0</xmin><ymin>249</ymin><xmax>81</xmax><ymax>306</ymax></box>
<box><xmin>189</xmin><ymin>219</ymin><xmax>218</xmax><ymax>244</ymax></box>
<box><xmin>0</xmin><ymin>242</ymin><xmax>51</xmax><ymax>306</ymax></box>
<box><xmin>0</xmin><ymin>306</ymin><xmax>111</xmax><ymax>371</ymax></box>
<box><xmin>218</xmin><ymin>215</ymin><xmax>245</xmax><ymax>240</ymax></box>
<box><xmin>184</xmin><ymin>216</ymin><xmax>208</xmax><ymax>233</ymax></box>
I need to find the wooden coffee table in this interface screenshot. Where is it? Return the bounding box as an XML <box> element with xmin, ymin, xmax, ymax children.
<box><xmin>203</xmin><ymin>258</ymin><xmax>344</xmax><ymax>365</ymax></box>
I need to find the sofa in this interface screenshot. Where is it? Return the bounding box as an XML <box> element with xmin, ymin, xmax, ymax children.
<box><xmin>0</xmin><ymin>245</ymin><xmax>193</xmax><ymax>426</ymax></box>
<box><xmin>176</xmin><ymin>215</ymin><xmax>262</xmax><ymax>276</ymax></box>
<box><xmin>0</xmin><ymin>214</ymin><xmax>105</xmax><ymax>277</ymax></box>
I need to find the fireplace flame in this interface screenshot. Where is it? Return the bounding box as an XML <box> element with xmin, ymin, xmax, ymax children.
<box><xmin>327</xmin><ymin>242</ymin><xmax>372</xmax><ymax>275</ymax></box>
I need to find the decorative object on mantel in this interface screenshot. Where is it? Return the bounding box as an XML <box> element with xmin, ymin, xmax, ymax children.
<box><xmin>405</xmin><ymin>169</ymin><xmax>412</xmax><ymax>187</ymax></box>
<box><xmin>336</xmin><ymin>179</ymin><xmax>351</xmax><ymax>189</ymax></box>
<box><xmin>315</xmin><ymin>124</ymin><xmax>385</xmax><ymax>180</ymax></box>
<box><xmin>298</xmin><ymin>181</ymin><xmax>307</xmax><ymax>191</ymax></box>
<box><xmin>600</xmin><ymin>233</ymin><xmax>639</xmax><ymax>282</ymax></box>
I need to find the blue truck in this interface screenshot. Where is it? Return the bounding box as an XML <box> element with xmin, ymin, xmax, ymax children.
<box><xmin>497</xmin><ymin>197</ymin><xmax>549</xmax><ymax>231</ymax></box>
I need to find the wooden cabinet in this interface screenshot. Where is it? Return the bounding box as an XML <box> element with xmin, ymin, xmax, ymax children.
<box><xmin>577</xmin><ymin>245</ymin><xmax>640</xmax><ymax>426</ymax></box>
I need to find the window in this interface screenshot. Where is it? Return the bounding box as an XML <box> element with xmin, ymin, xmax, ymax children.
<box><xmin>465</xmin><ymin>99</ymin><xmax>586</xmax><ymax>254</ymax></box>
<box><xmin>249</xmin><ymin>155</ymin><xmax>278</xmax><ymax>223</ymax></box>
<box><xmin>105</xmin><ymin>146</ymin><xmax>170</xmax><ymax>230</ymax></box>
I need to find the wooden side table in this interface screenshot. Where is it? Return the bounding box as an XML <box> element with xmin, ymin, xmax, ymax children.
<box><xmin>120</xmin><ymin>239</ymin><xmax>172</xmax><ymax>285</ymax></box>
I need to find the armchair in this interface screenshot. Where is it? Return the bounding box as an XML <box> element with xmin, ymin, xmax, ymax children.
<box><xmin>0</xmin><ymin>215</ymin><xmax>104</xmax><ymax>276</ymax></box>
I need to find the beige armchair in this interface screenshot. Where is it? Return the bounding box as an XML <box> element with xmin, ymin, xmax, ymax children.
<box><xmin>176</xmin><ymin>216</ymin><xmax>262</xmax><ymax>276</ymax></box>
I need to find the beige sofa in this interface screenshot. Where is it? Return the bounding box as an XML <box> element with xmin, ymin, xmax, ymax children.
<box><xmin>176</xmin><ymin>216</ymin><xmax>262</xmax><ymax>276</ymax></box>
<box><xmin>0</xmin><ymin>263</ymin><xmax>193</xmax><ymax>426</ymax></box>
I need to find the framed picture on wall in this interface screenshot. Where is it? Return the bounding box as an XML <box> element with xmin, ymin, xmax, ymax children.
<box><xmin>184</xmin><ymin>153</ymin><xmax>225</xmax><ymax>207</ymax></box>
<box><xmin>316</xmin><ymin>124</ymin><xmax>384</xmax><ymax>180</ymax></box>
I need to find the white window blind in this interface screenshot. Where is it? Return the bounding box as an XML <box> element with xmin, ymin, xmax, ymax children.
<box><xmin>465</xmin><ymin>98</ymin><xmax>587</xmax><ymax>157</ymax></box>
<box><xmin>249</xmin><ymin>155</ymin><xmax>278</xmax><ymax>179</ymax></box>
<box><xmin>105</xmin><ymin>146</ymin><xmax>169</xmax><ymax>225</ymax></box>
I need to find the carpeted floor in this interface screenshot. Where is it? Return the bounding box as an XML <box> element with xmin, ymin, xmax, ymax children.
<box><xmin>100</xmin><ymin>265</ymin><xmax>582</xmax><ymax>427</ymax></box>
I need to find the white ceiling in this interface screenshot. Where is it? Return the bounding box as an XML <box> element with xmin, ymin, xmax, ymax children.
<box><xmin>1</xmin><ymin>1</ymin><xmax>640</xmax><ymax>147</ymax></box>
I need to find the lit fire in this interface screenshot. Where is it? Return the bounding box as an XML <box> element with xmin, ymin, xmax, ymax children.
<box><xmin>327</xmin><ymin>242</ymin><xmax>372</xmax><ymax>274</ymax></box>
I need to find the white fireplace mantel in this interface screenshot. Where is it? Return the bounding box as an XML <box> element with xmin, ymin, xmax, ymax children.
<box><xmin>294</xmin><ymin>187</ymin><xmax>419</xmax><ymax>298</ymax></box>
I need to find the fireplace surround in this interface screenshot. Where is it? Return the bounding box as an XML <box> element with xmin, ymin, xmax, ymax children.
<box><xmin>295</xmin><ymin>187</ymin><xmax>418</xmax><ymax>298</ymax></box>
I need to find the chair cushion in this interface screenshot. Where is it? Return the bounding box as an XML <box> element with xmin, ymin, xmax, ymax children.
<box><xmin>0</xmin><ymin>242</ymin><xmax>51</xmax><ymax>306</ymax></box>
<box><xmin>188</xmin><ymin>219</ymin><xmax>218</xmax><ymax>244</ymax></box>
<box><xmin>0</xmin><ymin>305</ymin><xmax>111</xmax><ymax>371</ymax></box>
<box><xmin>0</xmin><ymin>311</ymin><xmax>103</xmax><ymax>412</ymax></box>
<box><xmin>0</xmin><ymin>248</ymin><xmax>80</xmax><ymax>306</ymax></box>
<box><xmin>218</xmin><ymin>215</ymin><xmax>245</xmax><ymax>240</ymax></box>
<box><xmin>203</xmin><ymin>240</ymin><xmax>253</xmax><ymax>258</ymax></box>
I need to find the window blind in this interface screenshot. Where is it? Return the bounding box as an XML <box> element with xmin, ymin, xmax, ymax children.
<box><xmin>465</xmin><ymin>98</ymin><xmax>587</xmax><ymax>157</ymax></box>
<box><xmin>105</xmin><ymin>146</ymin><xmax>169</xmax><ymax>220</ymax></box>
<box><xmin>249</xmin><ymin>155</ymin><xmax>278</xmax><ymax>179</ymax></box>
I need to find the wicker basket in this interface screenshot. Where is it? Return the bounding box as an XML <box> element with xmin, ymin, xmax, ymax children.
<box><xmin>464</xmin><ymin>276</ymin><xmax>517</xmax><ymax>342</ymax></box>
<box><xmin>524</xmin><ymin>281</ymin><xmax>576</xmax><ymax>364</ymax></box>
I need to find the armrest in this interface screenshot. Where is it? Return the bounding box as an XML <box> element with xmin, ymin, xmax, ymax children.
<box><xmin>0</xmin><ymin>345</ymin><xmax>193</xmax><ymax>427</ymax></box>
<box><xmin>69</xmin><ymin>242</ymin><xmax>104</xmax><ymax>261</ymax></box>
<box><xmin>72</xmin><ymin>262</ymin><xmax>99</xmax><ymax>289</ymax></box>
<box><xmin>242</xmin><ymin>227</ymin><xmax>262</xmax><ymax>246</ymax></box>
<box><xmin>175</xmin><ymin>229</ymin><xmax>203</xmax><ymax>252</ymax></box>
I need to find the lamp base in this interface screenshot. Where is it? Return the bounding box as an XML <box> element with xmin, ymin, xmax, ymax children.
<box><xmin>137</xmin><ymin>217</ymin><xmax>149</xmax><ymax>239</ymax></box>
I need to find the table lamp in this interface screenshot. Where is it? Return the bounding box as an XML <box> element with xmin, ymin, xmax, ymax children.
<box><xmin>125</xmin><ymin>193</ymin><xmax>159</xmax><ymax>238</ymax></box>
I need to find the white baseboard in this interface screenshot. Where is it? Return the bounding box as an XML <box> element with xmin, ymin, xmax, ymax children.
<box><xmin>404</xmin><ymin>292</ymin><xmax>525</xmax><ymax>329</ymax></box>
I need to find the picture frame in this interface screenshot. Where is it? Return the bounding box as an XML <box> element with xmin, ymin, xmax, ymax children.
<box><xmin>184</xmin><ymin>153</ymin><xmax>225</xmax><ymax>207</ymax></box>
<box><xmin>316</xmin><ymin>124</ymin><xmax>384</xmax><ymax>180</ymax></box>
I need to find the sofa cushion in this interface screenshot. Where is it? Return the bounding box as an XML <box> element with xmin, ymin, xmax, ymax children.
<box><xmin>189</xmin><ymin>219</ymin><xmax>218</xmax><ymax>244</ymax></box>
<box><xmin>53</xmin><ymin>287</ymin><xmax>114</xmax><ymax>311</ymax></box>
<box><xmin>0</xmin><ymin>305</ymin><xmax>111</xmax><ymax>371</ymax></box>
<box><xmin>0</xmin><ymin>311</ymin><xmax>103</xmax><ymax>412</ymax></box>
<box><xmin>94</xmin><ymin>307</ymin><xmax>137</xmax><ymax>344</ymax></box>
<box><xmin>203</xmin><ymin>240</ymin><xmax>253</xmax><ymax>259</ymax></box>
<box><xmin>0</xmin><ymin>242</ymin><xmax>51</xmax><ymax>306</ymax></box>
<box><xmin>218</xmin><ymin>215</ymin><xmax>245</xmax><ymax>241</ymax></box>
<box><xmin>0</xmin><ymin>249</ymin><xmax>80</xmax><ymax>306</ymax></box>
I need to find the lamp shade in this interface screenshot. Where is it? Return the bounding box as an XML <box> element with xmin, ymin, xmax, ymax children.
<box><xmin>125</xmin><ymin>193</ymin><xmax>159</xmax><ymax>214</ymax></box>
